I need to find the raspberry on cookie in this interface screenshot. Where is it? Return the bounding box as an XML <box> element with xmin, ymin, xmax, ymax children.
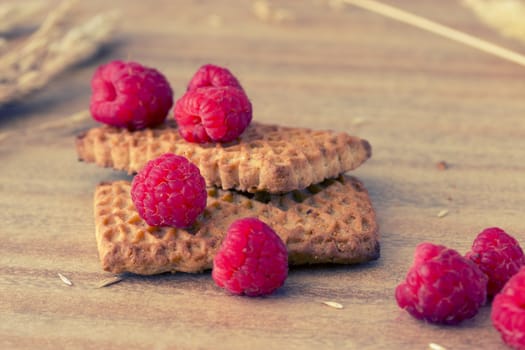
<box><xmin>212</xmin><ymin>217</ymin><xmax>288</xmax><ymax>296</ymax></box>
<box><xmin>90</xmin><ymin>60</ymin><xmax>173</xmax><ymax>130</ymax></box>
<box><xmin>130</xmin><ymin>153</ymin><xmax>207</xmax><ymax>228</ymax></box>
<box><xmin>174</xmin><ymin>86</ymin><xmax>252</xmax><ymax>143</ymax></box>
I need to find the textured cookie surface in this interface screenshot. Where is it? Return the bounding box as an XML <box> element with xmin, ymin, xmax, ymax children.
<box><xmin>78</xmin><ymin>121</ymin><xmax>371</xmax><ymax>193</ymax></box>
<box><xmin>94</xmin><ymin>176</ymin><xmax>379</xmax><ymax>275</ymax></box>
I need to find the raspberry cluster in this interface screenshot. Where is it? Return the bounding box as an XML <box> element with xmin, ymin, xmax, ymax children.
<box><xmin>90</xmin><ymin>60</ymin><xmax>282</xmax><ymax>295</ymax></box>
<box><xmin>396</xmin><ymin>227</ymin><xmax>525</xmax><ymax>348</ymax></box>
<box><xmin>174</xmin><ymin>64</ymin><xmax>252</xmax><ymax>143</ymax></box>
<box><xmin>90</xmin><ymin>62</ymin><xmax>252</xmax><ymax>143</ymax></box>
<box><xmin>130</xmin><ymin>153</ymin><xmax>288</xmax><ymax>296</ymax></box>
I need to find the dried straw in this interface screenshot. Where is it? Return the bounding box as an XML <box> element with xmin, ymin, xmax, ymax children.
<box><xmin>0</xmin><ymin>1</ymin><xmax>46</xmax><ymax>33</ymax></box>
<box><xmin>252</xmin><ymin>0</ymin><xmax>295</xmax><ymax>23</ymax></box>
<box><xmin>0</xmin><ymin>0</ymin><xmax>119</xmax><ymax>106</ymax></box>
<box><xmin>342</xmin><ymin>0</ymin><xmax>525</xmax><ymax>67</ymax></box>
<box><xmin>463</xmin><ymin>0</ymin><xmax>525</xmax><ymax>45</ymax></box>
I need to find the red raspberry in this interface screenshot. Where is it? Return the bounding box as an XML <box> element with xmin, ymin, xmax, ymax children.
<box><xmin>187</xmin><ymin>64</ymin><xmax>243</xmax><ymax>91</ymax></box>
<box><xmin>174</xmin><ymin>86</ymin><xmax>252</xmax><ymax>143</ymax></box>
<box><xmin>395</xmin><ymin>242</ymin><xmax>488</xmax><ymax>325</ymax></box>
<box><xmin>212</xmin><ymin>217</ymin><xmax>288</xmax><ymax>296</ymax></box>
<box><xmin>492</xmin><ymin>267</ymin><xmax>525</xmax><ymax>350</ymax></box>
<box><xmin>130</xmin><ymin>153</ymin><xmax>207</xmax><ymax>228</ymax></box>
<box><xmin>466</xmin><ymin>227</ymin><xmax>525</xmax><ymax>297</ymax></box>
<box><xmin>90</xmin><ymin>60</ymin><xmax>173</xmax><ymax>130</ymax></box>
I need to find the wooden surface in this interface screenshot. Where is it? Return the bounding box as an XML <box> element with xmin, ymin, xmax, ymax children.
<box><xmin>1</xmin><ymin>0</ymin><xmax>525</xmax><ymax>349</ymax></box>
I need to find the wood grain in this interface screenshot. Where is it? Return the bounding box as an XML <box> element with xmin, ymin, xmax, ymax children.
<box><xmin>1</xmin><ymin>0</ymin><xmax>525</xmax><ymax>349</ymax></box>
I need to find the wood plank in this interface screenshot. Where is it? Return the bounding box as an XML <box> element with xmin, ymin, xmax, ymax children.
<box><xmin>1</xmin><ymin>0</ymin><xmax>524</xmax><ymax>349</ymax></box>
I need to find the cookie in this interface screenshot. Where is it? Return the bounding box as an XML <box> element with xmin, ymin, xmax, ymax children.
<box><xmin>77</xmin><ymin>121</ymin><xmax>371</xmax><ymax>193</ymax></box>
<box><xmin>94</xmin><ymin>175</ymin><xmax>379</xmax><ymax>275</ymax></box>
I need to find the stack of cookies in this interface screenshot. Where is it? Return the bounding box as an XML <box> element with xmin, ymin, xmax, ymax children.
<box><xmin>76</xmin><ymin>62</ymin><xmax>379</xmax><ymax>275</ymax></box>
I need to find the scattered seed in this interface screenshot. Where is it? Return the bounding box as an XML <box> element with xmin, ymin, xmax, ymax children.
<box><xmin>95</xmin><ymin>276</ymin><xmax>123</xmax><ymax>288</ymax></box>
<box><xmin>437</xmin><ymin>209</ymin><xmax>449</xmax><ymax>218</ymax></box>
<box><xmin>322</xmin><ymin>301</ymin><xmax>344</xmax><ymax>309</ymax></box>
<box><xmin>351</xmin><ymin>117</ymin><xmax>368</xmax><ymax>126</ymax></box>
<box><xmin>58</xmin><ymin>272</ymin><xmax>73</xmax><ymax>286</ymax></box>
<box><xmin>428</xmin><ymin>343</ymin><xmax>447</xmax><ymax>350</ymax></box>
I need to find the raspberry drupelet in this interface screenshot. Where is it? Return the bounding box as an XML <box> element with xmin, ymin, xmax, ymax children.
<box><xmin>212</xmin><ymin>217</ymin><xmax>288</xmax><ymax>297</ymax></box>
<box><xmin>130</xmin><ymin>153</ymin><xmax>207</xmax><ymax>228</ymax></box>
<box><xmin>395</xmin><ymin>242</ymin><xmax>488</xmax><ymax>325</ymax></box>
<box><xmin>466</xmin><ymin>227</ymin><xmax>525</xmax><ymax>297</ymax></box>
<box><xmin>90</xmin><ymin>60</ymin><xmax>173</xmax><ymax>130</ymax></box>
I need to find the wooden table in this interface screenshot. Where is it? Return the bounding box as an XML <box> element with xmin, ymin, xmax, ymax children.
<box><xmin>2</xmin><ymin>0</ymin><xmax>524</xmax><ymax>349</ymax></box>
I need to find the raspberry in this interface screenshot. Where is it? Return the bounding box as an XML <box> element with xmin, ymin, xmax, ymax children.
<box><xmin>212</xmin><ymin>217</ymin><xmax>288</xmax><ymax>296</ymax></box>
<box><xmin>90</xmin><ymin>60</ymin><xmax>173</xmax><ymax>130</ymax></box>
<box><xmin>187</xmin><ymin>64</ymin><xmax>243</xmax><ymax>91</ymax></box>
<box><xmin>174</xmin><ymin>86</ymin><xmax>252</xmax><ymax>143</ymax></box>
<box><xmin>395</xmin><ymin>242</ymin><xmax>488</xmax><ymax>325</ymax></box>
<box><xmin>492</xmin><ymin>267</ymin><xmax>525</xmax><ymax>350</ymax></box>
<box><xmin>466</xmin><ymin>227</ymin><xmax>525</xmax><ymax>297</ymax></box>
<box><xmin>130</xmin><ymin>153</ymin><xmax>207</xmax><ymax>228</ymax></box>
